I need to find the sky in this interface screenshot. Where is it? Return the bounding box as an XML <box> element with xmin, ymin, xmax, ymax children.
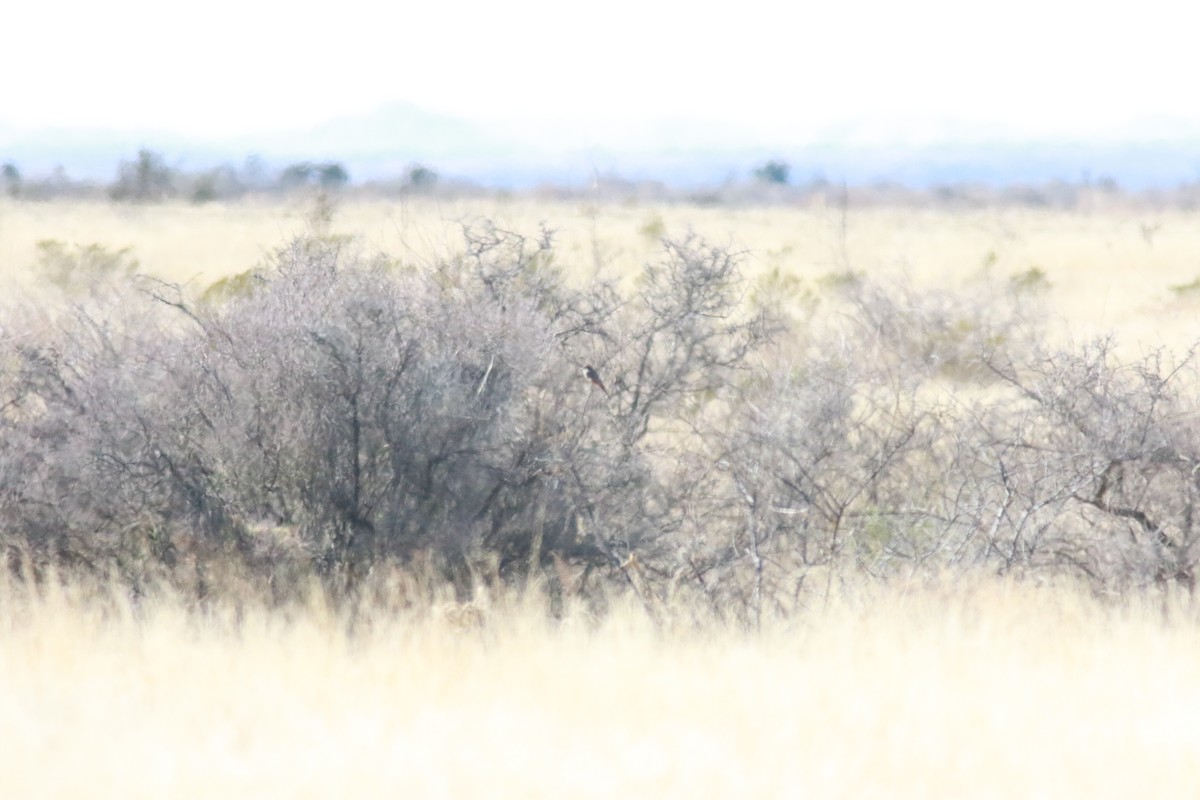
<box><xmin>4</xmin><ymin>0</ymin><xmax>1198</xmax><ymax>152</ymax></box>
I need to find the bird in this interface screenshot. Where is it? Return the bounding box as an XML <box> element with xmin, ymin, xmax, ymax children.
<box><xmin>584</xmin><ymin>365</ymin><xmax>608</xmax><ymax>395</ymax></box>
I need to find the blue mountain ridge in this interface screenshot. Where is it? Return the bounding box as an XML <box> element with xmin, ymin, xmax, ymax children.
<box><xmin>3</xmin><ymin>104</ymin><xmax>1199</xmax><ymax>189</ymax></box>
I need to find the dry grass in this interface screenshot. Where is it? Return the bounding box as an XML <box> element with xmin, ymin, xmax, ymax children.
<box><xmin>2</xmin><ymin>577</ymin><xmax>1199</xmax><ymax>798</ymax></box>
<box><xmin>3</xmin><ymin>196</ymin><xmax>1199</xmax><ymax>350</ymax></box>
<box><xmin>5</xmin><ymin>196</ymin><xmax>1200</xmax><ymax>796</ymax></box>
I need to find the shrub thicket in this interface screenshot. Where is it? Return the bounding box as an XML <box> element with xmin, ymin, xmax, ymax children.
<box><xmin>3</xmin><ymin>223</ymin><xmax>1198</xmax><ymax>617</ymax></box>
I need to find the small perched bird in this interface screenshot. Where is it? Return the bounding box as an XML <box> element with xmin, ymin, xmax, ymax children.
<box><xmin>585</xmin><ymin>365</ymin><xmax>608</xmax><ymax>395</ymax></box>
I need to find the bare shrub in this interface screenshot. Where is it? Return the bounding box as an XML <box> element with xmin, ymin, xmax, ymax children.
<box><xmin>1</xmin><ymin>225</ymin><xmax>777</xmax><ymax>606</ymax></box>
<box><xmin>4</xmin><ymin>219</ymin><xmax>1199</xmax><ymax>615</ymax></box>
<box><xmin>958</xmin><ymin>339</ymin><xmax>1200</xmax><ymax>591</ymax></box>
<box><xmin>0</xmin><ymin>279</ymin><xmax>244</xmax><ymax>595</ymax></box>
<box><xmin>821</xmin><ymin>267</ymin><xmax>1047</xmax><ymax>384</ymax></box>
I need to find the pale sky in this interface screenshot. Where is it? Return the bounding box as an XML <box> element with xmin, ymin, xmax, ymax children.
<box><xmin>3</xmin><ymin>0</ymin><xmax>1198</xmax><ymax>148</ymax></box>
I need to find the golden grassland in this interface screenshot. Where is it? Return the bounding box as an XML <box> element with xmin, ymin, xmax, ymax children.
<box><xmin>5</xmin><ymin>197</ymin><xmax>1200</xmax><ymax>796</ymax></box>
<box><xmin>2</xmin><ymin>577</ymin><xmax>1200</xmax><ymax>798</ymax></box>
<box><xmin>3</xmin><ymin>195</ymin><xmax>1200</xmax><ymax>349</ymax></box>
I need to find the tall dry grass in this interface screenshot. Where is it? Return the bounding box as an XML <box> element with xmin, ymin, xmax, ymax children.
<box><xmin>2</xmin><ymin>576</ymin><xmax>1199</xmax><ymax>798</ymax></box>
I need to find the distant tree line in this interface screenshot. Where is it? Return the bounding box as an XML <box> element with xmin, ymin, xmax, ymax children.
<box><xmin>5</xmin><ymin>151</ymin><xmax>1200</xmax><ymax>210</ymax></box>
<box><xmin>0</xmin><ymin>150</ymin><xmax>443</xmax><ymax>203</ymax></box>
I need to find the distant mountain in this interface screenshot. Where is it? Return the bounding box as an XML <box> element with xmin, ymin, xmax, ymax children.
<box><xmin>772</xmin><ymin>140</ymin><xmax>1200</xmax><ymax>189</ymax></box>
<box><xmin>0</xmin><ymin>103</ymin><xmax>516</xmax><ymax>182</ymax></box>
<box><xmin>225</xmin><ymin>103</ymin><xmax>520</xmax><ymax>161</ymax></box>
<box><xmin>3</xmin><ymin>104</ymin><xmax>1200</xmax><ymax>189</ymax></box>
<box><xmin>448</xmin><ymin>141</ymin><xmax>1200</xmax><ymax>191</ymax></box>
